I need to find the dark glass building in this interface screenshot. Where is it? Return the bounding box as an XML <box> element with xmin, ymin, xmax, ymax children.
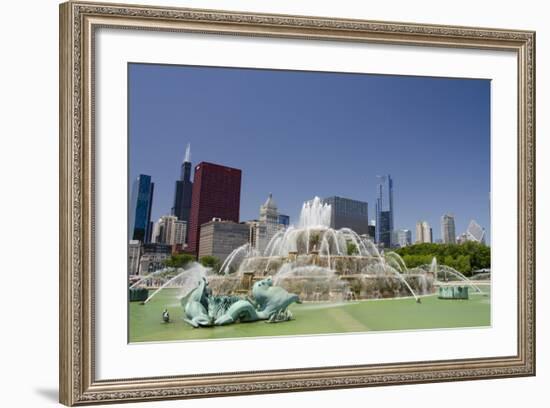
<box><xmin>187</xmin><ymin>162</ymin><xmax>242</xmax><ymax>255</ymax></box>
<box><xmin>278</xmin><ymin>214</ymin><xmax>290</xmax><ymax>227</ymax></box>
<box><xmin>375</xmin><ymin>175</ymin><xmax>394</xmax><ymax>248</ymax></box>
<box><xmin>129</xmin><ymin>174</ymin><xmax>154</xmax><ymax>243</ymax></box>
<box><xmin>367</xmin><ymin>224</ymin><xmax>376</xmax><ymax>240</ymax></box>
<box><xmin>320</xmin><ymin>196</ymin><xmax>369</xmax><ymax>234</ymax></box>
<box><xmin>171</xmin><ymin>144</ymin><xmax>193</xmax><ymax>239</ymax></box>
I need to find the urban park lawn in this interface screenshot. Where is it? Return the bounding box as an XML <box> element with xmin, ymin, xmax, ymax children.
<box><xmin>129</xmin><ymin>286</ymin><xmax>491</xmax><ymax>343</ymax></box>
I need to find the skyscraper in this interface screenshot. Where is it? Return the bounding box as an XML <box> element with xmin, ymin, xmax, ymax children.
<box><xmin>171</xmin><ymin>144</ymin><xmax>193</xmax><ymax>239</ymax></box>
<box><xmin>187</xmin><ymin>162</ymin><xmax>242</xmax><ymax>255</ymax></box>
<box><xmin>441</xmin><ymin>214</ymin><xmax>456</xmax><ymax>244</ymax></box>
<box><xmin>415</xmin><ymin>221</ymin><xmax>433</xmax><ymax>243</ymax></box>
<box><xmin>321</xmin><ymin>196</ymin><xmax>369</xmax><ymax>235</ymax></box>
<box><xmin>466</xmin><ymin>219</ymin><xmax>486</xmax><ymax>244</ymax></box>
<box><xmin>392</xmin><ymin>229</ymin><xmax>412</xmax><ymax>248</ymax></box>
<box><xmin>256</xmin><ymin>193</ymin><xmax>285</xmax><ymax>253</ymax></box>
<box><xmin>151</xmin><ymin>215</ymin><xmax>186</xmax><ymax>246</ymax></box>
<box><xmin>375</xmin><ymin>175</ymin><xmax>394</xmax><ymax>248</ymax></box>
<box><xmin>246</xmin><ymin>220</ymin><xmax>261</xmax><ymax>250</ymax></box>
<box><xmin>129</xmin><ymin>174</ymin><xmax>154</xmax><ymax>242</ymax></box>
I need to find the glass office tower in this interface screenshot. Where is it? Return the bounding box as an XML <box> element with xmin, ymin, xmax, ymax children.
<box><xmin>129</xmin><ymin>174</ymin><xmax>155</xmax><ymax>243</ymax></box>
<box><xmin>375</xmin><ymin>174</ymin><xmax>394</xmax><ymax>248</ymax></box>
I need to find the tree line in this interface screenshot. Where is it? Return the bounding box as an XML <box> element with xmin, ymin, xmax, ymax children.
<box><xmin>164</xmin><ymin>253</ymin><xmax>221</xmax><ymax>271</ymax></box>
<box><xmin>393</xmin><ymin>241</ymin><xmax>490</xmax><ymax>275</ymax></box>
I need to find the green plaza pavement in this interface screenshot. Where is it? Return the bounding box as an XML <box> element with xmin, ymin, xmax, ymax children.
<box><xmin>129</xmin><ymin>286</ymin><xmax>491</xmax><ymax>343</ymax></box>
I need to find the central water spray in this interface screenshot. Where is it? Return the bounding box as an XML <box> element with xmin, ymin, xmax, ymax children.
<box><xmin>298</xmin><ymin>196</ymin><xmax>332</xmax><ymax>229</ymax></box>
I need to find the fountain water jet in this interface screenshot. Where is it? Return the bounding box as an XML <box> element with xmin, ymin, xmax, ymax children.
<box><xmin>426</xmin><ymin>257</ymin><xmax>484</xmax><ymax>294</ymax></box>
<box><xmin>220</xmin><ymin>243</ymin><xmax>257</xmax><ymax>275</ymax></box>
<box><xmin>143</xmin><ymin>263</ymin><xmax>208</xmax><ymax>304</ymax></box>
<box><xmin>385</xmin><ymin>252</ymin><xmax>408</xmax><ymax>273</ymax></box>
<box><xmin>129</xmin><ymin>267</ymin><xmax>173</xmax><ymax>289</ymax></box>
<box><xmin>298</xmin><ymin>197</ymin><xmax>331</xmax><ymax>229</ymax></box>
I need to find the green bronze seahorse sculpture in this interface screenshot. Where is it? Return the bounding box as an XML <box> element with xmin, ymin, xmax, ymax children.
<box><xmin>181</xmin><ymin>276</ymin><xmax>300</xmax><ymax>328</ymax></box>
<box><xmin>252</xmin><ymin>276</ymin><xmax>301</xmax><ymax>322</ymax></box>
<box><xmin>182</xmin><ymin>277</ymin><xmax>213</xmax><ymax>327</ymax></box>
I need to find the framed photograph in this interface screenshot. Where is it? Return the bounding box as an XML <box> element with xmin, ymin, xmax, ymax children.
<box><xmin>59</xmin><ymin>1</ymin><xmax>535</xmax><ymax>405</ymax></box>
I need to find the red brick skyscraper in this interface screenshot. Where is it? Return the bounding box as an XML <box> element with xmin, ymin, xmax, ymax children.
<box><xmin>187</xmin><ymin>162</ymin><xmax>242</xmax><ymax>255</ymax></box>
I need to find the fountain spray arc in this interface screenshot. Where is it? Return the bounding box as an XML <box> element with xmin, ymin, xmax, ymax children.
<box><xmin>143</xmin><ymin>263</ymin><xmax>208</xmax><ymax>304</ymax></box>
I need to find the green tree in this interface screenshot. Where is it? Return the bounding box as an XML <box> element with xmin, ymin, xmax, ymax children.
<box><xmin>347</xmin><ymin>242</ymin><xmax>358</xmax><ymax>256</ymax></box>
<box><xmin>310</xmin><ymin>233</ymin><xmax>321</xmax><ymax>251</ymax></box>
<box><xmin>199</xmin><ymin>255</ymin><xmax>221</xmax><ymax>272</ymax></box>
<box><xmin>164</xmin><ymin>253</ymin><xmax>195</xmax><ymax>268</ymax></box>
<box><xmin>402</xmin><ymin>254</ymin><xmax>433</xmax><ymax>269</ymax></box>
<box><xmin>456</xmin><ymin>255</ymin><xmax>472</xmax><ymax>275</ymax></box>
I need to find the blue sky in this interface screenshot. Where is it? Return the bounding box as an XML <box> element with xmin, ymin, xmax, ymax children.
<box><xmin>129</xmin><ymin>63</ymin><xmax>490</xmax><ymax>242</ymax></box>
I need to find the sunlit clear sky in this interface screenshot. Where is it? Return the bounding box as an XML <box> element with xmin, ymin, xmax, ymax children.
<box><xmin>129</xmin><ymin>63</ymin><xmax>490</xmax><ymax>242</ymax></box>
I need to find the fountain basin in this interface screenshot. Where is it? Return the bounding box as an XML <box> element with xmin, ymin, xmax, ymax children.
<box><xmin>129</xmin><ymin>287</ymin><xmax>149</xmax><ymax>302</ymax></box>
<box><xmin>438</xmin><ymin>286</ymin><xmax>469</xmax><ymax>300</ymax></box>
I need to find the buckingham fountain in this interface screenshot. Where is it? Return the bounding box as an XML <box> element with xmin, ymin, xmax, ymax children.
<box><xmin>212</xmin><ymin>197</ymin><xmax>434</xmax><ymax>303</ymax></box>
<box><xmin>131</xmin><ymin>197</ymin><xmax>484</xmax><ymax>327</ymax></box>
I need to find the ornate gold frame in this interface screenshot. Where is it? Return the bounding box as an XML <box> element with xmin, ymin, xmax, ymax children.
<box><xmin>59</xmin><ymin>1</ymin><xmax>536</xmax><ymax>405</ymax></box>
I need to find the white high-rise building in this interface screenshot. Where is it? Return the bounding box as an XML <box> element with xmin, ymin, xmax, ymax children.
<box><xmin>128</xmin><ymin>240</ymin><xmax>142</xmax><ymax>275</ymax></box>
<box><xmin>173</xmin><ymin>220</ymin><xmax>186</xmax><ymax>245</ymax></box>
<box><xmin>246</xmin><ymin>220</ymin><xmax>261</xmax><ymax>250</ymax></box>
<box><xmin>255</xmin><ymin>193</ymin><xmax>285</xmax><ymax>254</ymax></box>
<box><xmin>392</xmin><ymin>229</ymin><xmax>412</xmax><ymax>248</ymax></box>
<box><xmin>441</xmin><ymin>214</ymin><xmax>456</xmax><ymax>244</ymax></box>
<box><xmin>415</xmin><ymin>221</ymin><xmax>433</xmax><ymax>243</ymax></box>
<box><xmin>151</xmin><ymin>215</ymin><xmax>187</xmax><ymax>246</ymax></box>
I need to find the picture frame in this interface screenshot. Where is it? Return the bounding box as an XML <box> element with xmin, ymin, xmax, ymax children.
<box><xmin>59</xmin><ymin>1</ymin><xmax>536</xmax><ymax>405</ymax></box>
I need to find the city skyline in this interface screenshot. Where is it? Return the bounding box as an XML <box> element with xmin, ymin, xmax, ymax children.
<box><xmin>129</xmin><ymin>63</ymin><xmax>491</xmax><ymax>242</ymax></box>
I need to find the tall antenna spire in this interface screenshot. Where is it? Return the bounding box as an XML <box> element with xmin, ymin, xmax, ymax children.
<box><xmin>183</xmin><ymin>143</ymin><xmax>191</xmax><ymax>163</ymax></box>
